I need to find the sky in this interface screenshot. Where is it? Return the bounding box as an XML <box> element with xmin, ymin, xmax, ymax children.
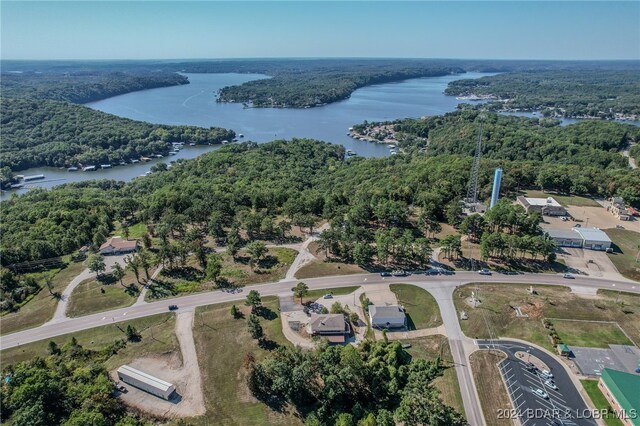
<box><xmin>1</xmin><ymin>1</ymin><xmax>639</xmax><ymax>60</ymax></box>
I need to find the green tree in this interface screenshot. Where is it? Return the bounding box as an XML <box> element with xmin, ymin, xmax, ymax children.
<box><xmin>245</xmin><ymin>290</ymin><xmax>262</xmax><ymax>313</ymax></box>
<box><xmin>246</xmin><ymin>241</ymin><xmax>268</xmax><ymax>269</ymax></box>
<box><xmin>125</xmin><ymin>254</ymin><xmax>141</xmax><ymax>283</ymax></box>
<box><xmin>247</xmin><ymin>314</ymin><xmax>264</xmax><ymax>340</ymax></box>
<box><xmin>292</xmin><ymin>282</ymin><xmax>309</xmax><ymax>304</ymax></box>
<box><xmin>205</xmin><ymin>253</ymin><xmax>223</xmax><ymax>283</ymax></box>
<box><xmin>88</xmin><ymin>254</ymin><xmax>106</xmax><ymax>278</ymax></box>
<box><xmin>125</xmin><ymin>325</ymin><xmax>140</xmax><ymax>342</ymax></box>
<box><xmin>112</xmin><ymin>262</ymin><xmax>126</xmax><ymax>287</ymax></box>
<box><xmin>230</xmin><ymin>304</ymin><xmax>240</xmax><ymax>319</ymax></box>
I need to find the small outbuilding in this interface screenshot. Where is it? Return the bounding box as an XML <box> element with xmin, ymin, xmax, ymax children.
<box><xmin>557</xmin><ymin>343</ymin><xmax>572</xmax><ymax>357</ymax></box>
<box><xmin>369</xmin><ymin>305</ymin><xmax>406</xmax><ymax>329</ymax></box>
<box><xmin>117</xmin><ymin>365</ymin><xmax>176</xmax><ymax>400</ymax></box>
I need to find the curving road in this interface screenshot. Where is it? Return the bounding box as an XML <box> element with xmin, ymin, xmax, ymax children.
<box><xmin>1</xmin><ymin>271</ymin><xmax>638</xmax><ymax>425</ymax></box>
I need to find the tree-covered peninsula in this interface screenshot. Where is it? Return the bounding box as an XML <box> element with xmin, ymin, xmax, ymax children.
<box><xmin>444</xmin><ymin>70</ymin><xmax>640</xmax><ymax>119</ymax></box>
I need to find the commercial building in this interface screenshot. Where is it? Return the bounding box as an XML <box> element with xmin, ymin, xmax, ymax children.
<box><xmin>608</xmin><ymin>197</ymin><xmax>632</xmax><ymax>221</ymax></box>
<box><xmin>516</xmin><ymin>196</ymin><xmax>567</xmax><ymax>216</ymax></box>
<box><xmin>307</xmin><ymin>314</ymin><xmax>349</xmax><ymax>343</ymax></box>
<box><xmin>116</xmin><ymin>365</ymin><xmax>176</xmax><ymax>400</ymax></box>
<box><xmin>546</xmin><ymin>227</ymin><xmax>612</xmax><ymax>251</ymax></box>
<box><xmin>369</xmin><ymin>305</ymin><xmax>406</xmax><ymax>329</ymax></box>
<box><xmin>99</xmin><ymin>236</ymin><xmax>138</xmax><ymax>255</ymax></box>
<box><xmin>598</xmin><ymin>368</ymin><xmax>640</xmax><ymax>426</ymax></box>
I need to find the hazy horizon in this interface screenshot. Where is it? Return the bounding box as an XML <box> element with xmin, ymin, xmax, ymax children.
<box><xmin>2</xmin><ymin>1</ymin><xmax>639</xmax><ymax>61</ymax></box>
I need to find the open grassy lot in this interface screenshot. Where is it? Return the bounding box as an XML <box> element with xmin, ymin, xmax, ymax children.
<box><xmin>300</xmin><ymin>286</ymin><xmax>360</xmax><ymax>305</ymax></box>
<box><xmin>454</xmin><ymin>284</ymin><xmax>640</xmax><ymax>351</ymax></box>
<box><xmin>470</xmin><ymin>350</ymin><xmax>513</xmax><ymax>426</ymax></box>
<box><xmin>1</xmin><ymin>313</ymin><xmax>177</xmax><ymax>369</ymax></box>
<box><xmin>524</xmin><ymin>190</ymin><xmax>601</xmax><ymax>207</ymax></box>
<box><xmin>67</xmin><ymin>278</ymin><xmax>138</xmax><ymax>317</ymax></box>
<box><xmin>0</xmin><ymin>258</ymin><xmax>86</xmax><ymax>335</ymax></box>
<box><xmin>191</xmin><ymin>297</ymin><xmax>301</xmax><ymax>425</ymax></box>
<box><xmin>296</xmin><ymin>241</ymin><xmax>365</xmax><ymax>279</ymax></box>
<box><xmin>147</xmin><ymin>247</ymin><xmax>297</xmax><ymax>300</ymax></box>
<box><xmin>553</xmin><ymin>320</ymin><xmax>633</xmax><ymax>348</ymax></box>
<box><xmin>581</xmin><ymin>380</ymin><xmax>625</xmax><ymax>426</ymax></box>
<box><xmin>390</xmin><ymin>284</ymin><xmax>442</xmax><ymax>329</ymax></box>
<box><xmin>401</xmin><ymin>335</ymin><xmax>465</xmax><ymax>416</ymax></box>
<box><xmin>605</xmin><ymin>228</ymin><xmax>640</xmax><ymax>282</ymax></box>
<box><xmin>112</xmin><ymin>221</ymin><xmax>148</xmax><ymax>239</ymax></box>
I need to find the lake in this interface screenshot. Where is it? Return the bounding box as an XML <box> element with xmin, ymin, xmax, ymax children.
<box><xmin>3</xmin><ymin>71</ymin><xmax>495</xmax><ymax>199</ymax></box>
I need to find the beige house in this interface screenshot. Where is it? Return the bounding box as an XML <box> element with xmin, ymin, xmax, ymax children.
<box><xmin>516</xmin><ymin>196</ymin><xmax>567</xmax><ymax>216</ymax></box>
<box><xmin>99</xmin><ymin>236</ymin><xmax>138</xmax><ymax>255</ymax></box>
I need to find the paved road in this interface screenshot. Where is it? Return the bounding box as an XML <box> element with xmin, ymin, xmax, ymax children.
<box><xmin>478</xmin><ymin>340</ymin><xmax>597</xmax><ymax>426</ymax></box>
<box><xmin>2</xmin><ymin>271</ymin><xmax>638</xmax><ymax>425</ymax></box>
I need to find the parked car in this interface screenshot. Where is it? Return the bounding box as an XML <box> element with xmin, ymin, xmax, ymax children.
<box><xmin>616</xmin><ymin>225</ymin><xmax>624</xmax><ymax>229</ymax></box>
<box><xmin>168</xmin><ymin>304</ymin><xmax>178</xmax><ymax>311</ymax></box>
<box><xmin>380</xmin><ymin>271</ymin><xmax>392</xmax><ymax>277</ymax></box>
<box><xmin>544</xmin><ymin>380</ymin><xmax>558</xmax><ymax>390</ymax></box>
<box><xmin>533</xmin><ymin>388</ymin><xmax>549</xmax><ymax>399</ymax></box>
<box><xmin>392</xmin><ymin>270</ymin><xmax>408</xmax><ymax>277</ymax></box>
<box><xmin>478</xmin><ymin>269</ymin><xmax>491</xmax><ymax>275</ymax></box>
<box><xmin>541</xmin><ymin>369</ymin><xmax>553</xmax><ymax>378</ymax></box>
<box><xmin>118</xmin><ymin>385</ymin><xmax>128</xmax><ymax>393</ymax></box>
<box><xmin>323</xmin><ymin>294</ymin><xmax>333</xmax><ymax>299</ymax></box>
<box><xmin>574</xmin><ymin>224</ymin><xmax>581</xmax><ymax>228</ymax></box>
<box><xmin>563</xmin><ymin>273</ymin><xmax>574</xmax><ymax>279</ymax></box>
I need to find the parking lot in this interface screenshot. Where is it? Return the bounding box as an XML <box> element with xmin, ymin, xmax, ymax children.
<box><xmin>478</xmin><ymin>340</ymin><xmax>597</xmax><ymax>426</ymax></box>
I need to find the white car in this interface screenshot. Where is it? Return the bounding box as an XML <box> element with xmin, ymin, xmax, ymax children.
<box><xmin>533</xmin><ymin>388</ymin><xmax>549</xmax><ymax>399</ymax></box>
<box><xmin>478</xmin><ymin>269</ymin><xmax>492</xmax><ymax>275</ymax></box>
<box><xmin>563</xmin><ymin>273</ymin><xmax>574</xmax><ymax>279</ymax></box>
<box><xmin>544</xmin><ymin>380</ymin><xmax>558</xmax><ymax>390</ymax></box>
<box><xmin>323</xmin><ymin>294</ymin><xmax>333</xmax><ymax>299</ymax></box>
<box><xmin>542</xmin><ymin>369</ymin><xmax>553</xmax><ymax>378</ymax></box>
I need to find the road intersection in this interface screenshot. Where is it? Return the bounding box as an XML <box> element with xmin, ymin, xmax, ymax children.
<box><xmin>1</xmin><ymin>271</ymin><xmax>638</xmax><ymax>425</ymax></box>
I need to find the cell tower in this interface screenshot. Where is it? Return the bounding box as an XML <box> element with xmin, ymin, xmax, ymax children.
<box><xmin>464</xmin><ymin>114</ymin><xmax>485</xmax><ymax>210</ymax></box>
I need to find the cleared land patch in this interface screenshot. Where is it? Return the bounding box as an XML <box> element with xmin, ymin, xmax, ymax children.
<box><xmin>390</xmin><ymin>284</ymin><xmax>442</xmax><ymax>329</ymax></box>
<box><xmin>454</xmin><ymin>283</ymin><xmax>640</xmax><ymax>351</ymax></box>
<box><xmin>67</xmin><ymin>277</ymin><xmax>138</xmax><ymax>317</ymax></box>
<box><xmin>552</xmin><ymin>320</ymin><xmax>633</xmax><ymax>348</ymax></box>
<box><xmin>605</xmin><ymin>228</ymin><xmax>640</xmax><ymax>282</ymax></box>
<box><xmin>470</xmin><ymin>350</ymin><xmax>513</xmax><ymax>426</ymax></box>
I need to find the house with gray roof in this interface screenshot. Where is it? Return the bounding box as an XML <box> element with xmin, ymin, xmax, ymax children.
<box><xmin>369</xmin><ymin>305</ymin><xmax>406</xmax><ymax>329</ymax></box>
<box><xmin>307</xmin><ymin>314</ymin><xmax>349</xmax><ymax>343</ymax></box>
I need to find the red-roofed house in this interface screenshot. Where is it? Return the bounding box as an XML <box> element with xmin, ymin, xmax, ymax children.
<box><xmin>99</xmin><ymin>237</ymin><xmax>138</xmax><ymax>255</ymax></box>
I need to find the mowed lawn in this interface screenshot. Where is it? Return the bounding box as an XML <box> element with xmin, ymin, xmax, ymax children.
<box><xmin>581</xmin><ymin>380</ymin><xmax>625</xmax><ymax>426</ymax></box>
<box><xmin>524</xmin><ymin>190</ymin><xmax>601</xmax><ymax>207</ymax></box>
<box><xmin>553</xmin><ymin>320</ymin><xmax>632</xmax><ymax>348</ymax></box>
<box><xmin>1</xmin><ymin>313</ymin><xmax>177</xmax><ymax>369</ymax></box>
<box><xmin>390</xmin><ymin>284</ymin><xmax>442</xmax><ymax>329</ymax></box>
<box><xmin>470</xmin><ymin>351</ymin><xmax>512</xmax><ymax>426</ymax></box>
<box><xmin>402</xmin><ymin>335</ymin><xmax>465</xmax><ymax>417</ymax></box>
<box><xmin>454</xmin><ymin>283</ymin><xmax>640</xmax><ymax>350</ymax></box>
<box><xmin>191</xmin><ymin>297</ymin><xmax>301</xmax><ymax>426</ymax></box>
<box><xmin>300</xmin><ymin>286</ymin><xmax>361</xmax><ymax>305</ymax></box>
<box><xmin>296</xmin><ymin>241</ymin><xmax>365</xmax><ymax>279</ymax></box>
<box><xmin>0</xmin><ymin>258</ymin><xmax>86</xmax><ymax>335</ymax></box>
<box><xmin>605</xmin><ymin>228</ymin><xmax>640</xmax><ymax>282</ymax></box>
<box><xmin>67</xmin><ymin>278</ymin><xmax>138</xmax><ymax>317</ymax></box>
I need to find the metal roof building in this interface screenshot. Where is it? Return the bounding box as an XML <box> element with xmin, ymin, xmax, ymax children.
<box><xmin>369</xmin><ymin>305</ymin><xmax>406</xmax><ymax>329</ymax></box>
<box><xmin>117</xmin><ymin>365</ymin><xmax>176</xmax><ymax>400</ymax></box>
<box><xmin>598</xmin><ymin>368</ymin><xmax>640</xmax><ymax>426</ymax></box>
<box><xmin>546</xmin><ymin>227</ymin><xmax>612</xmax><ymax>251</ymax></box>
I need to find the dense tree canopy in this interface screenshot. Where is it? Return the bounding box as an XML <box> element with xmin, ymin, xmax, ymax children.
<box><xmin>444</xmin><ymin>70</ymin><xmax>640</xmax><ymax>118</ymax></box>
<box><xmin>0</xmin><ymin>98</ymin><xmax>234</xmax><ymax>171</ymax></box>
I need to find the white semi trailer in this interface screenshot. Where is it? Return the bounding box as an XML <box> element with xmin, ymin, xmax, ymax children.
<box><xmin>116</xmin><ymin>365</ymin><xmax>176</xmax><ymax>400</ymax></box>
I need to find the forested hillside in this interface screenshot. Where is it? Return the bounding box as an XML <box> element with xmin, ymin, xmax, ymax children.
<box><xmin>0</xmin><ymin>98</ymin><xmax>234</xmax><ymax>171</ymax></box>
<box><xmin>217</xmin><ymin>66</ymin><xmax>463</xmax><ymax>108</ymax></box>
<box><xmin>379</xmin><ymin>110</ymin><xmax>640</xmax><ymax>169</ymax></box>
<box><xmin>444</xmin><ymin>70</ymin><xmax>640</xmax><ymax>118</ymax></box>
<box><xmin>1</xmin><ymin>71</ymin><xmax>188</xmax><ymax>104</ymax></box>
<box><xmin>2</xmin><ymin>138</ymin><xmax>639</xmax><ymax>266</ymax></box>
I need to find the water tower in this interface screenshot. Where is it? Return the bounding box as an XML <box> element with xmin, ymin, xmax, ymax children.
<box><xmin>489</xmin><ymin>168</ymin><xmax>503</xmax><ymax>209</ymax></box>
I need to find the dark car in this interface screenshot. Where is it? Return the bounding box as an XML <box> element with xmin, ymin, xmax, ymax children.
<box><xmin>168</xmin><ymin>304</ymin><xmax>179</xmax><ymax>311</ymax></box>
<box><xmin>380</xmin><ymin>271</ymin><xmax>392</xmax><ymax>277</ymax></box>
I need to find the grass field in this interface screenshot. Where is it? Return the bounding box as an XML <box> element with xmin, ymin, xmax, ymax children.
<box><xmin>296</xmin><ymin>241</ymin><xmax>365</xmax><ymax>279</ymax></box>
<box><xmin>300</xmin><ymin>286</ymin><xmax>361</xmax><ymax>305</ymax></box>
<box><xmin>581</xmin><ymin>380</ymin><xmax>625</xmax><ymax>426</ymax></box>
<box><xmin>0</xmin><ymin>258</ymin><xmax>86</xmax><ymax>335</ymax></box>
<box><xmin>67</xmin><ymin>279</ymin><xmax>138</xmax><ymax>317</ymax></box>
<box><xmin>553</xmin><ymin>320</ymin><xmax>633</xmax><ymax>348</ymax></box>
<box><xmin>1</xmin><ymin>313</ymin><xmax>177</xmax><ymax>369</ymax></box>
<box><xmin>524</xmin><ymin>190</ymin><xmax>601</xmax><ymax>207</ymax></box>
<box><xmin>454</xmin><ymin>284</ymin><xmax>640</xmax><ymax>351</ymax></box>
<box><xmin>401</xmin><ymin>335</ymin><xmax>465</xmax><ymax>416</ymax></box>
<box><xmin>191</xmin><ymin>297</ymin><xmax>301</xmax><ymax>425</ymax></box>
<box><xmin>605</xmin><ymin>228</ymin><xmax>640</xmax><ymax>282</ymax></box>
<box><xmin>112</xmin><ymin>222</ymin><xmax>148</xmax><ymax>239</ymax></box>
<box><xmin>390</xmin><ymin>284</ymin><xmax>442</xmax><ymax>329</ymax></box>
<box><xmin>147</xmin><ymin>247</ymin><xmax>298</xmax><ymax>301</ymax></box>
<box><xmin>470</xmin><ymin>351</ymin><xmax>513</xmax><ymax>426</ymax></box>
